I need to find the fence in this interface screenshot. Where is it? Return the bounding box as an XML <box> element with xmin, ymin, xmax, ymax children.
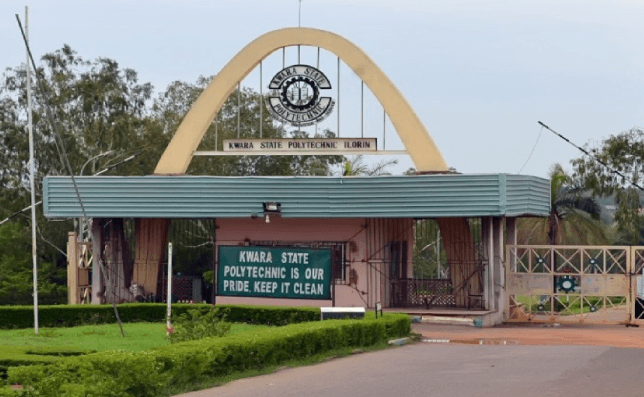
<box><xmin>506</xmin><ymin>245</ymin><xmax>644</xmax><ymax>325</ymax></box>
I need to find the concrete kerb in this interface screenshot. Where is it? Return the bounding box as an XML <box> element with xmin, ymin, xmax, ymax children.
<box><xmin>410</xmin><ymin>311</ymin><xmax>505</xmax><ymax>328</ymax></box>
<box><xmin>412</xmin><ymin>321</ymin><xmax>644</xmax><ymax>348</ymax></box>
<box><xmin>388</xmin><ymin>337</ymin><xmax>411</xmax><ymax>346</ymax></box>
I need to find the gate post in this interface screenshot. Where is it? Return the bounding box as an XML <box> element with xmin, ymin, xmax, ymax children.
<box><xmin>628</xmin><ymin>246</ymin><xmax>634</xmax><ymax>324</ymax></box>
<box><xmin>91</xmin><ymin>219</ymin><xmax>104</xmax><ymax>304</ymax></box>
<box><xmin>481</xmin><ymin>217</ymin><xmax>494</xmax><ymax>311</ymax></box>
<box><xmin>504</xmin><ymin>218</ymin><xmax>517</xmax><ymax>320</ymax></box>
<box><xmin>67</xmin><ymin>232</ymin><xmax>79</xmax><ymax>304</ymax></box>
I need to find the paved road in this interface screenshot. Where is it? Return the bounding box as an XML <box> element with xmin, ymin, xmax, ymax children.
<box><xmin>179</xmin><ymin>343</ymin><xmax>644</xmax><ymax>397</ymax></box>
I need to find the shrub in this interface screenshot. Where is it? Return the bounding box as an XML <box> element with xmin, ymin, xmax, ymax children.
<box><xmin>211</xmin><ymin>304</ymin><xmax>319</xmax><ymax>325</ymax></box>
<box><xmin>0</xmin><ymin>346</ymin><xmax>95</xmax><ymax>383</ymax></box>
<box><xmin>169</xmin><ymin>309</ymin><xmax>231</xmax><ymax>344</ymax></box>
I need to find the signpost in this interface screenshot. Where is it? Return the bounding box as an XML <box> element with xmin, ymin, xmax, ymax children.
<box><xmin>217</xmin><ymin>246</ymin><xmax>331</xmax><ymax>300</ymax></box>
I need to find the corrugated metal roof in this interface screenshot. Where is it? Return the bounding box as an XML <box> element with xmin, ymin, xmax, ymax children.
<box><xmin>505</xmin><ymin>175</ymin><xmax>551</xmax><ymax>217</ymax></box>
<box><xmin>43</xmin><ymin>174</ymin><xmax>550</xmax><ymax>219</ymax></box>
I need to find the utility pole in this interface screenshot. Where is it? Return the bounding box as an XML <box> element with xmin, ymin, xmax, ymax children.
<box><xmin>26</xmin><ymin>6</ymin><xmax>39</xmax><ymax>334</ymax></box>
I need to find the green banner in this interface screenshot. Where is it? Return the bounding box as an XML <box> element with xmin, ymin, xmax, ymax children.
<box><xmin>217</xmin><ymin>246</ymin><xmax>331</xmax><ymax>300</ymax></box>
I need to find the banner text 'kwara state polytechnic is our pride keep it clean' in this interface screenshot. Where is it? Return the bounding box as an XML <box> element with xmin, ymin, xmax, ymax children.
<box><xmin>217</xmin><ymin>246</ymin><xmax>331</xmax><ymax>300</ymax></box>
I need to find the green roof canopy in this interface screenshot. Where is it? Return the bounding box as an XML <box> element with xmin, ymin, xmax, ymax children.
<box><xmin>43</xmin><ymin>174</ymin><xmax>549</xmax><ymax>219</ymax></box>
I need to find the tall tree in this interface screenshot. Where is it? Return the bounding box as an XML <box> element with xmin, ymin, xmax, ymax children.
<box><xmin>571</xmin><ymin>127</ymin><xmax>644</xmax><ymax>244</ymax></box>
<box><xmin>0</xmin><ymin>45</ymin><xmax>158</xmax><ymax>302</ymax></box>
<box><xmin>0</xmin><ymin>45</ymin><xmax>156</xmax><ymax>214</ymax></box>
<box><xmin>0</xmin><ymin>46</ymin><xmax>347</xmax><ymax>299</ymax></box>
<box><xmin>518</xmin><ymin>164</ymin><xmax>608</xmax><ymax>245</ymax></box>
<box><xmin>572</xmin><ymin>127</ymin><xmax>644</xmax><ymax>195</ymax></box>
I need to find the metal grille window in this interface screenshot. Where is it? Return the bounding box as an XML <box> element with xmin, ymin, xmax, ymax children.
<box><xmin>252</xmin><ymin>241</ymin><xmax>347</xmax><ymax>282</ymax></box>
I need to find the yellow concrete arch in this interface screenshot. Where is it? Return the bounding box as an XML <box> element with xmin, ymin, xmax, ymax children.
<box><xmin>154</xmin><ymin>27</ymin><xmax>448</xmax><ymax>174</ymax></box>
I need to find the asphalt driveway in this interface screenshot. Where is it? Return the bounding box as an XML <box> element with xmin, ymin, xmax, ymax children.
<box><xmin>178</xmin><ymin>343</ymin><xmax>644</xmax><ymax>397</ymax></box>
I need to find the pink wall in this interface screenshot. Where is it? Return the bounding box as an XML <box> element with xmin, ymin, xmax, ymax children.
<box><xmin>215</xmin><ymin>217</ymin><xmax>412</xmax><ymax>308</ymax></box>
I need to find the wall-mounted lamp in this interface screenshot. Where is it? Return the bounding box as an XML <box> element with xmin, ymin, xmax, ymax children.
<box><xmin>263</xmin><ymin>202</ymin><xmax>281</xmax><ymax>224</ymax></box>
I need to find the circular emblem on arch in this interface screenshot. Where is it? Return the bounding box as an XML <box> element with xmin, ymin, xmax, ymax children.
<box><xmin>267</xmin><ymin>64</ymin><xmax>335</xmax><ymax>127</ymax></box>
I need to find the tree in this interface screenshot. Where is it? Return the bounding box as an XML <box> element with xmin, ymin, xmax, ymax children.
<box><xmin>0</xmin><ymin>222</ymin><xmax>66</xmax><ymax>305</ymax></box>
<box><xmin>341</xmin><ymin>155</ymin><xmax>398</xmax><ymax>176</ymax></box>
<box><xmin>572</xmin><ymin>127</ymin><xmax>644</xmax><ymax>196</ymax></box>
<box><xmin>1</xmin><ymin>45</ymin><xmax>155</xmax><ymax>201</ymax></box>
<box><xmin>611</xmin><ymin>188</ymin><xmax>644</xmax><ymax>245</ymax></box>
<box><xmin>571</xmin><ymin>127</ymin><xmax>644</xmax><ymax>244</ymax></box>
<box><xmin>0</xmin><ymin>46</ymin><xmax>347</xmax><ymax>300</ymax></box>
<box><xmin>0</xmin><ymin>45</ymin><xmax>160</xmax><ymax>292</ymax></box>
<box><xmin>518</xmin><ymin>164</ymin><xmax>608</xmax><ymax>245</ymax></box>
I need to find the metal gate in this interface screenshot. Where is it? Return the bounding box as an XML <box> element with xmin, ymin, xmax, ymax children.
<box><xmin>506</xmin><ymin>245</ymin><xmax>644</xmax><ymax>325</ymax></box>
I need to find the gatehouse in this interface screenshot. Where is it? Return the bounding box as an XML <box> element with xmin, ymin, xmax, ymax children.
<box><xmin>46</xmin><ymin>27</ymin><xmax>556</xmax><ymax>326</ymax></box>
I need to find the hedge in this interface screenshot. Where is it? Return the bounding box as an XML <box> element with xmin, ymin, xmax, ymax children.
<box><xmin>211</xmin><ymin>304</ymin><xmax>319</xmax><ymax>325</ymax></box>
<box><xmin>0</xmin><ymin>304</ymin><xmax>319</xmax><ymax>329</ymax></box>
<box><xmin>2</xmin><ymin>313</ymin><xmax>410</xmax><ymax>396</ymax></box>
<box><xmin>0</xmin><ymin>346</ymin><xmax>95</xmax><ymax>381</ymax></box>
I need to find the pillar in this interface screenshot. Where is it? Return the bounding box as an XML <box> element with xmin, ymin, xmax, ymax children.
<box><xmin>481</xmin><ymin>217</ymin><xmax>494</xmax><ymax>311</ymax></box>
<box><xmin>493</xmin><ymin>217</ymin><xmax>504</xmax><ymax>315</ymax></box>
<box><xmin>67</xmin><ymin>232</ymin><xmax>78</xmax><ymax>304</ymax></box>
<box><xmin>91</xmin><ymin>219</ymin><xmax>104</xmax><ymax>304</ymax></box>
<box><xmin>504</xmin><ymin>217</ymin><xmax>517</xmax><ymax>320</ymax></box>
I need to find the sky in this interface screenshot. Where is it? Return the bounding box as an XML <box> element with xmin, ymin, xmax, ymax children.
<box><xmin>1</xmin><ymin>0</ymin><xmax>643</xmax><ymax>178</ymax></box>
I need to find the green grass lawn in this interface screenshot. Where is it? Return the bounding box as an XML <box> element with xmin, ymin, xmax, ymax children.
<box><xmin>0</xmin><ymin>322</ymin><xmax>271</xmax><ymax>379</ymax></box>
<box><xmin>0</xmin><ymin>322</ymin><xmax>269</xmax><ymax>353</ymax></box>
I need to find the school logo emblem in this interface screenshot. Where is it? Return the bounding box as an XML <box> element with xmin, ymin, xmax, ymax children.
<box><xmin>266</xmin><ymin>65</ymin><xmax>335</xmax><ymax>127</ymax></box>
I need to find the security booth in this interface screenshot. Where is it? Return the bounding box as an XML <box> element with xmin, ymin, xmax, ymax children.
<box><xmin>46</xmin><ymin>173</ymin><xmax>549</xmax><ymax>325</ymax></box>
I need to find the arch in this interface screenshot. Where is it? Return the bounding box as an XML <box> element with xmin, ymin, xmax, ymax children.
<box><xmin>154</xmin><ymin>27</ymin><xmax>448</xmax><ymax>174</ymax></box>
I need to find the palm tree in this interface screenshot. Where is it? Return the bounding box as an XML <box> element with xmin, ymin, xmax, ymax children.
<box><xmin>341</xmin><ymin>155</ymin><xmax>398</xmax><ymax>176</ymax></box>
<box><xmin>519</xmin><ymin>164</ymin><xmax>609</xmax><ymax>245</ymax></box>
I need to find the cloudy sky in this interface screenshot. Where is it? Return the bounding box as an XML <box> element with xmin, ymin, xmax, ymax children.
<box><xmin>1</xmin><ymin>0</ymin><xmax>642</xmax><ymax>178</ymax></box>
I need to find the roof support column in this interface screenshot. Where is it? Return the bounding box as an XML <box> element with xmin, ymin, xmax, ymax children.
<box><xmin>503</xmin><ymin>217</ymin><xmax>517</xmax><ymax>320</ymax></box>
<box><xmin>493</xmin><ymin>217</ymin><xmax>504</xmax><ymax>316</ymax></box>
<box><xmin>91</xmin><ymin>219</ymin><xmax>104</xmax><ymax>304</ymax></box>
<box><xmin>482</xmin><ymin>217</ymin><xmax>494</xmax><ymax>311</ymax></box>
<box><xmin>67</xmin><ymin>232</ymin><xmax>79</xmax><ymax>305</ymax></box>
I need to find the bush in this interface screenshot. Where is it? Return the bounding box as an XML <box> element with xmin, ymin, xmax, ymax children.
<box><xmin>0</xmin><ymin>303</ymin><xmax>205</xmax><ymax>329</ymax></box>
<box><xmin>0</xmin><ymin>304</ymin><xmax>319</xmax><ymax>329</ymax></box>
<box><xmin>5</xmin><ymin>314</ymin><xmax>411</xmax><ymax>396</ymax></box>
<box><xmin>169</xmin><ymin>309</ymin><xmax>231</xmax><ymax>344</ymax></box>
<box><xmin>0</xmin><ymin>346</ymin><xmax>95</xmax><ymax>383</ymax></box>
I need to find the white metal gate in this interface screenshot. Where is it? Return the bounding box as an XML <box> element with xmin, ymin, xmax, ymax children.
<box><xmin>506</xmin><ymin>245</ymin><xmax>644</xmax><ymax>325</ymax></box>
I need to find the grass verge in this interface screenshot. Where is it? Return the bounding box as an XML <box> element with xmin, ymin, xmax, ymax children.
<box><xmin>0</xmin><ymin>322</ymin><xmax>268</xmax><ymax>353</ymax></box>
